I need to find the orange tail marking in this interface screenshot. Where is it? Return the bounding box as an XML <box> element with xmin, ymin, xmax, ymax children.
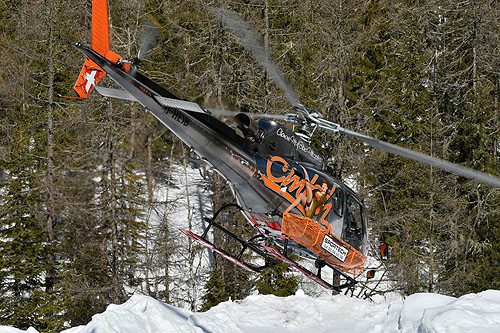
<box><xmin>72</xmin><ymin>0</ymin><xmax>125</xmax><ymax>98</ymax></box>
<box><xmin>73</xmin><ymin>59</ymin><xmax>106</xmax><ymax>98</ymax></box>
<box><xmin>91</xmin><ymin>0</ymin><xmax>110</xmax><ymax>56</ymax></box>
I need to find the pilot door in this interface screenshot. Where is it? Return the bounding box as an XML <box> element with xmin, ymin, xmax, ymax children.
<box><xmin>342</xmin><ymin>194</ymin><xmax>368</xmax><ymax>256</ymax></box>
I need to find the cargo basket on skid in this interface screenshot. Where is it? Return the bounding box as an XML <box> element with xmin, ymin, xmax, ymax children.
<box><xmin>282</xmin><ymin>213</ymin><xmax>366</xmax><ymax>276</ymax></box>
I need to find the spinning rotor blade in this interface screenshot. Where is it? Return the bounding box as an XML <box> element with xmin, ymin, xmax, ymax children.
<box><xmin>137</xmin><ymin>19</ymin><xmax>159</xmax><ymax>61</ymax></box>
<box><xmin>212</xmin><ymin>8</ymin><xmax>500</xmax><ymax>187</ymax></box>
<box><xmin>315</xmin><ymin>118</ymin><xmax>500</xmax><ymax>188</ymax></box>
<box><xmin>211</xmin><ymin>8</ymin><xmax>301</xmax><ymax>107</ymax></box>
<box><xmin>207</xmin><ymin>107</ymin><xmax>294</xmax><ymax>121</ymax></box>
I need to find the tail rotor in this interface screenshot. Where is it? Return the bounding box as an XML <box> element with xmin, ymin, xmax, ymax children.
<box><xmin>133</xmin><ymin>18</ymin><xmax>160</xmax><ymax>66</ymax></box>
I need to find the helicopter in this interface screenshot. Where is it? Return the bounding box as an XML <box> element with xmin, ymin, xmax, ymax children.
<box><xmin>71</xmin><ymin>0</ymin><xmax>500</xmax><ymax>291</ymax></box>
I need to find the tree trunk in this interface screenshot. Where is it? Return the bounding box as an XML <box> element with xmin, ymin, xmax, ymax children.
<box><xmin>494</xmin><ymin>75</ymin><xmax>498</xmax><ymax>164</ymax></box>
<box><xmin>45</xmin><ymin>2</ymin><xmax>56</xmax><ymax>293</ymax></box>
<box><xmin>109</xmin><ymin>140</ymin><xmax>121</xmax><ymax>304</ymax></box>
<box><xmin>263</xmin><ymin>0</ymin><xmax>270</xmax><ymax>111</ymax></box>
<box><xmin>145</xmin><ymin>134</ymin><xmax>153</xmax><ymax>295</ymax></box>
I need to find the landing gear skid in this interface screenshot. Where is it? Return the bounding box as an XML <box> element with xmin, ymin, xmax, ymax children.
<box><xmin>179</xmin><ymin>203</ymin><xmax>273</xmax><ymax>273</ymax></box>
<box><xmin>180</xmin><ymin>203</ymin><xmax>358</xmax><ymax>292</ymax></box>
<box><xmin>263</xmin><ymin>246</ymin><xmax>357</xmax><ymax>292</ymax></box>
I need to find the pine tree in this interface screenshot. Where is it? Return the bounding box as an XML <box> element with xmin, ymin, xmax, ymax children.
<box><xmin>433</xmin><ymin>0</ymin><xmax>500</xmax><ymax>295</ymax></box>
<box><xmin>200</xmin><ymin>268</ymin><xmax>230</xmax><ymax>311</ymax></box>
<box><xmin>0</xmin><ymin>0</ymin><xmax>87</xmax><ymax>329</ymax></box>
<box><xmin>0</xmin><ymin>128</ymin><xmax>62</xmax><ymax>330</ymax></box>
<box><xmin>256</xmin><ymin>261</ymin><xmax>298</xmax><ymax>297</ymax></box>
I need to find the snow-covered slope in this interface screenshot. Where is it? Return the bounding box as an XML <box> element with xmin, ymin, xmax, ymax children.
<box><xmin>4</xmin><ymin>290</ymin><xmax>500</xmax><ymax>333</ymax></box>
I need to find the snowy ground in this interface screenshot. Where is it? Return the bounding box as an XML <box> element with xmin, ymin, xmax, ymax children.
<box><xmin>2</xmin><ymin>289</ymin><xmax>500</xmax><ymax>332</ymax></box>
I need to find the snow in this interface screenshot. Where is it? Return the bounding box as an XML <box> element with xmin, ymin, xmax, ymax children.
<box><xmin>3</xmin><ymin>290</ymin><xmax>500</xmax><ymax>332</ymax></box>
<box><xmin>130</xmin><ymin>159</ymin><xmax>214</xmax><ymax>308</ymax></box>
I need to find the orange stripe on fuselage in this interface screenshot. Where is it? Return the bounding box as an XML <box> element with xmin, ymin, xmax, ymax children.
<box><xmin>266</xmin><ymin>156</ymin><xmax>288</xmax><ymax>183</ymax></box>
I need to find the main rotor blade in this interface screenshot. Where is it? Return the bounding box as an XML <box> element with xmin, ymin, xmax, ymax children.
<box><xmin>211</xmin><ymin>8</ymin><xmax>301</xmax><ymax>107</ymax></box>
<box><xmin>207</xmin><ymin>108</ymin><xmax>292</xmax><ymax>120</ymax></box>
<box><xmin>326</xmin><ymin>124</ymin><xmax>500</xmax><ymax>188</ymax></box>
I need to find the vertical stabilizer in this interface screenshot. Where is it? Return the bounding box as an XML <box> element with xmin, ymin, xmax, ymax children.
<box><xmin>72</xmin><ymin>0</ymin><xmax>113</xmax><ymax>98</ymax></box>
<box><xmin>91</xmin><ymin>0</ymin><xmax>110</xmax><ymax>56</ymax></box>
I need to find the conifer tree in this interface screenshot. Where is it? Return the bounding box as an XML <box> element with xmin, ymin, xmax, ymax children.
<box><xmin>200</xmin><ymin>268</ymin><xmax>230</xmax><ymax>311</ymax></box>
<box><xmin>256</xmin><ymin>261</ymin><xmax>298</xmax><ymax>297</ymax></box>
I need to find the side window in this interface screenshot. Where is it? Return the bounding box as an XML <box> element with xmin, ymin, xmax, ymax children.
<box><xmin>346</xmin><ymin>195</ymin><xmax>363</xmax><ymax>232</ymax></box>
<box><xmin>333</xmin><ymin>188</ymin><xmax>344</xmax><ymax>217</ymax></box>
<box><xmin>344</xmin><ymin>194</ymin><xmax>365</xmax><ymax>251</ymax></box>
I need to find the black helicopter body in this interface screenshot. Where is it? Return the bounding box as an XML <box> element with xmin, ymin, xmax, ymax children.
<box><xmin>78</xmin><ymin>40</ymin><xmax>367</xmax><ymax>259</ymax></box>
<box><xmin>71</xmin><ymin>0</ymin><xmax>500</xmax><ymax>290</ymax></box>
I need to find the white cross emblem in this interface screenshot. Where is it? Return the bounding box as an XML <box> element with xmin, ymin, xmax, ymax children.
<box><xmin>84</xmin><ymin>69</ymin><xmax>98</xmax><ymax>93</ymax></box>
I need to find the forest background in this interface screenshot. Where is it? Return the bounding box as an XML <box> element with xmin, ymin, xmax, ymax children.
<box><xmin>0</xmin><ymin>0</ymin><xmax>499</xmax><ymax>331</ymax></box>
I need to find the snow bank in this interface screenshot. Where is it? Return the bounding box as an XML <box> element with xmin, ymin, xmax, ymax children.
<box><xmin>4</xmin><ymin>290</ymin><xmax>500</xmax><ymax>333</ymax></box>
<box><xmin>64</xmin><ymin>295</ymin><xmax>196</xmax><ymax>333</ymax></box>
<box><xmin>413</xmin><ymin>290</ymin><xmax>500</xmax><ymax>333</ymax></box>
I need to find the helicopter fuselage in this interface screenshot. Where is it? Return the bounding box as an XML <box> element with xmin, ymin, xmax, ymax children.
<box><xmin>75</xmin><ymin>43</ymin><xmax>367</xmax><ymax>267</ymax></box>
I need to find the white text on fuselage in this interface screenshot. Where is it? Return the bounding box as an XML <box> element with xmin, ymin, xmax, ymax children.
<box><xmin>275</xmin><ymin>128</ymin><xmax>322</xmax><ymax>163</ymax></box>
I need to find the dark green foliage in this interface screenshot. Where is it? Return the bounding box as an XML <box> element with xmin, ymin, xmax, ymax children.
<box><xmin>0</xmin><ymin>113</ymin><xmax>64</xmax><ymax>331</ymax></box>
<box><xmin>363</xmin><ymin>0</ymin><xmax>500</xmax><ymax>296</ymax></box>
<box><xmin>256</xmin><ymin>261</ymin><xmax>298</xmax><ymax>297</ymax></box>
<box><xmin>0</xmin><ymin>179</ymin><xmax>59</xmax><ymax>330</ymax></box>
<box><xmin>200</xmin><ymin>268</ymin><xmax>230</xmax><ymax>312</ymax></box>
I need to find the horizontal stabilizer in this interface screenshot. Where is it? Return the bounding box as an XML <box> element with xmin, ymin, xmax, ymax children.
<box><xmin>96</xmin><ymin>87</ymin><xmax>207</xmax><ymax>114</ymax></box>
<box><xmin>154</xmin><ymin>96</ymin><xmax>206</xmax><ymax>114</ymax></box>
<box><xmin>96</xmin><ymin>86</ymin><xmax>137</xmax><ymax>101</ymax></box>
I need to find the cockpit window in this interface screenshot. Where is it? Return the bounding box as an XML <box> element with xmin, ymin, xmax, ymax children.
<box><xmin>343</xmin><ymin>194</ymin><xmax>365</xmax><ymax>251</ymax></box>
<box><xmin>347</xmin><ymin>195</ymin><xmax>362</xmax><ymax>230</ymax></box>
<box><xmin>332</xmin><ymin>188</ymin><xmax>344</xmax><ymax>217</ymax></box>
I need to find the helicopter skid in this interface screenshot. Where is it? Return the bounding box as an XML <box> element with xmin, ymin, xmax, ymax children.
<box><xmin>179</xmin><ymin>228</ymin><xmax>259</xmax><ymax>273</ymax></box>
<box><xmin>263</xmin><ymin>246</ymin><xmax>337</xmax><ymax>290</ymax></box>
<box><xmin>263</xmin><ymin>246</ymin><xmax>358</xmax><ymax>292</ymax></box>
